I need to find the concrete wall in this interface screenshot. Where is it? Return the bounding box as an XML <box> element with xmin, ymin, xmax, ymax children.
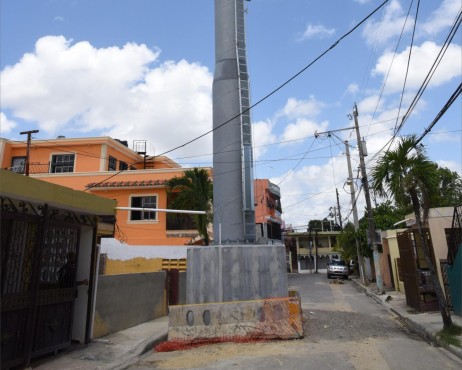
<box><xmin>383</xmin><ymin>229</ymin><xmax>406</xmax><ymax>293</ymax></box>
<box><xmin>379</xmin><ymin>238</ymin><xmax>393</xmax><ymax>290</ymax></box>
<box><xmin>178</xmin><ymin>272</ymin><xmax>186</xmax><ymax>305</ymax></box>
<box><xmin>92</xmin><ymin>272</ymin><xmax>166</xmax><ymax>338</ymax></box>
<box><xmin>427</xmin><ymin>207</ymin><xmax>454</xmax><ymax>291</ymax></box>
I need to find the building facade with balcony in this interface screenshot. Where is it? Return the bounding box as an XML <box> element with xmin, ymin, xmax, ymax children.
<box><xmin>254</xmin><ymin>179</ymin><xmax>283</xmax><ymax>243</ymax></box>
<box><xmin>0</xmin><ymin>136</ymin><xmax>211</xmax><ymax>246</ymax></box>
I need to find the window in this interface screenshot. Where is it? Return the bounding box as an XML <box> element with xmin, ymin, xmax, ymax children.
<box><xmin>51</xmin><ymin>154</ymin><xmax>75</xmax><ymax>173</ymax></box>
<box><xmin>108</xmin><ymin>156</ymin><xmax>117</xmax><ymax>171</ymax></box>
<box><xmin>11</xmin><ymin>156</ymin><xmax>26</xmax><ymax>173</ymax></box>
<box><xmin>130</xmin><ymin>196</ymin><xmax>157</xmax><ymax>221</ymax></box>
<box><xmin>119</xmin><ymin>161</ymin><xmax>128</xmax><ymax>171</ymax></box>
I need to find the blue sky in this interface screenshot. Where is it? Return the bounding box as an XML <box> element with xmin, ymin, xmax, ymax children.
<box><xmin>1</xmin><ymin>0</ymin><xmax>461</xmax><ymax>231</ymax></box>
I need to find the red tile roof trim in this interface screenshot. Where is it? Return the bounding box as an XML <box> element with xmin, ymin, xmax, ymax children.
<box><xmin>86</xmin><ymin>179</ymin><xmax>168</xmax><ymax>188</ymax></box>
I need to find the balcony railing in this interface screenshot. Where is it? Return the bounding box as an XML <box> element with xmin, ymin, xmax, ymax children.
<box><xmin>9</xmin><ymin>163</ymin><xmax>51</xmax><ymax>174</ymax></box>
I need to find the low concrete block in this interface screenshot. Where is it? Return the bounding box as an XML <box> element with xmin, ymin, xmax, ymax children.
<box><xmin>168</xmin><ymin>297</ymin><xmax>303</xmax><ymax>342</ymax></box>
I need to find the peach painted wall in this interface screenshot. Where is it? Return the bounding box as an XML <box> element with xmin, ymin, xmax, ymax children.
<box><xmin>254</xmin><ymin>179</ymin><xmax>270</xmax><ymax>224</ymax></box>
<box><xmin>1</xmin><ymin>137</ymin><xmax>204</xmax><ymax>246</ymax></box>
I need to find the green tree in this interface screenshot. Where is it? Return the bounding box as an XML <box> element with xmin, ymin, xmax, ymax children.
<box><xmin>167</xmin><ymin>168</ymin><xmax>213</xmax><ymax>246</ymax></box>
<box><xmin>337</xmin><ymin>222</ymin><xmax>358</xmax><ymax>261</ymax></box>
<box><xmin>371</xmin><ymin>135</ymin><xmax>453</xmax><ymax>329</ymax></box>
<box><xmin>430</xmin><ymin>165</ymin><xmax>462</xmax><ymax>207</ymax></box>
<box><xmin>372</xmin><ymin>200</ymin><xmax>407</xmax><ymax>231</ymax></box>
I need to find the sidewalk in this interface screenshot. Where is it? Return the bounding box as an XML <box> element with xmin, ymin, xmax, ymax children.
<box><xmin>32</xmin><ymin>316</ymin><xmax>169</xmax><ymax>370</ymax></box>
<box><xmin>31</xmin><ymin>280</ymin><xmax>462</xmax><ymax>369</ymax></box>
<box><xmin>350</xmin><ymin>277</ymin><xmax>462</xmax><ymax>360</ymax></box>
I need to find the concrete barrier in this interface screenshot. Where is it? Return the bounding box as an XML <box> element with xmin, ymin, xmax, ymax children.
<box><xmin>168</xmin><ymin>296</ymin><xmax>303</xmax><ymax>342</ymax></box>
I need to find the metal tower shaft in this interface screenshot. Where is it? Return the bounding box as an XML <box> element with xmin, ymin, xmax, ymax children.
<box><xmin>213</xmin><ymin>0</ymin><xmax>256</xmax><ymax>243</ymax></box>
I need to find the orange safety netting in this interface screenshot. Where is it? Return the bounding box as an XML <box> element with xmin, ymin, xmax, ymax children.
<box><xmin>155</xmin><ymin>336</ymin><xmax>270</xmax><ymax>352</ymax></box>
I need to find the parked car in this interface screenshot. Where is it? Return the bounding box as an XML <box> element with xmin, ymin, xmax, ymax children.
<box><xmin>327</xmin><ymin>259</ymin><xmax>349</xmax><ymax>279</ymax></box>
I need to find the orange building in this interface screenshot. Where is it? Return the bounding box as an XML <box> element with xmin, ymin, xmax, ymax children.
<box><xmin>0</xmin><ymin>136</ymin><xmax>212</xmax><ymax>246</ymax></box>
<box><xmin>254</xmin><ymin>179</ymin><xmax>283</xmax><ymax>243</ymax></box>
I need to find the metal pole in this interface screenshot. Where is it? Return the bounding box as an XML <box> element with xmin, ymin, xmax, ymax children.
<box><xmin>115</xmin><ymin>207</ymin><xmax>206</xmax><ymax>215</ymax></box>
<box><xmin>353</xmin><ymin>104</ymin><xmax>383</xmax><ymax>292</ymax></box>
<box><xmin>315</xmin><ymin>230</ymin><xmax>319</xmax><ymax>274</ymax></box>
<box><xmin>20</xmin><ymin>130</ymin><xmax>39</xmax><ymax>176</ymax></box>
<box><xmin>345</xmin><ymin>140</ymin><xmax>365</xmax><ymax>284</ymax></box>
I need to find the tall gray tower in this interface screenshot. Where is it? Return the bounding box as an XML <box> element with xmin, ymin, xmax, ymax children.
<box><xmin>186</xmin><ymin>0</ymin><xmax>287</xmax><ymax>305</ymax></box>
<box><xmin>213</xmin><ymin>0</ymin><xmax>256</xmax><ymax>243</ymax></box>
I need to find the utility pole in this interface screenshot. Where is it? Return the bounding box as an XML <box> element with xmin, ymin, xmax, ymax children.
<box><xmin>352</xmin><ymin>104</ymin><xmax>383</xmax><ymax>292</ymax></box>
<box><xmin>335</xmin><ymin>188</ymin><xmax>342</xmax><ymax>229</ymax></box>
<box><xmin>345</xmin><ymin>140</ymin><xmax>365</xmax><ymax>284</ymax></box>
<box><xmin>20</xmin><ymin>130</ymin><xmax>39</xmax><ymax>176</ymax></box>
<box><xmin>314</xmin><ymin>230</ymin><xmax>319</xmax><ymax>274</ymax></box>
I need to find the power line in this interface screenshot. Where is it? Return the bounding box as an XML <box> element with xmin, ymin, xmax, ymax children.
<box><xmin>399</xmin><ymin>7</ymin><xmax>462</xmax><ymax>131</ymax></box>
<box><xmin>154</xmin><ymin>0</ymin><xmax>391</xmax><ymax>158</ymax></box>
<box><xmin>17</xmin><ymin>1</ymin><xmax>392</xmax><ymax>191</ymax></box>
<box><xmin>366</xmin><ymin>0</ymin><xmax>416</xmax><ymax>137</ymax></box>
<box><xmin>414</xmin><ymin>83</ymin><xmax>462</xmax><ymax>146</ymax></box>
<box><xmin>393</xmin><ymin>0</ymin><xmax>420</xmax><ymax>135</ymax></box>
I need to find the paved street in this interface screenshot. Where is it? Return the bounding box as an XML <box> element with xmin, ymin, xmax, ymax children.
<box><xmin>129</xmin><ymin>273</ymin><xmax>462</xmax><ymax>370</ymax></box>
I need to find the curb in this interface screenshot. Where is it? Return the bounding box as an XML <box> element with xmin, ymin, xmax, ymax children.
<box><xmin>108</xmin><ymin>333</ymin><xmax>169</xmax><ymax>370</ymax></box>
<box><xmin>351</xmin><ymin>279</ymin><xmax>462</xmax><ymax>361</ymax></box>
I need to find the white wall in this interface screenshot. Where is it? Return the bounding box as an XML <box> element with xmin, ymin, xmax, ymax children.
<box><xmin>100</xmin><ymin>238</ymin><xmax>189</xmax><ymax>260</ymax></box>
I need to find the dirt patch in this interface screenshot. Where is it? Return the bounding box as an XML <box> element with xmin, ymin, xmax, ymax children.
<box><xmin>142</xmin><ymin>340</ymin><xmax>303</xmax><ymax>369</ymax></box>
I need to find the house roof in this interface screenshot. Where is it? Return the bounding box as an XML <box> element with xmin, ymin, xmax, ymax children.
<box><xmin>0</xmin><ymin>170</ymin><xmax>116</xmax><ymax>215</ymax></box>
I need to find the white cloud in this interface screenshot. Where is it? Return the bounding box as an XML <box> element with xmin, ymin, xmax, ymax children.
<box><xmin>252</xmin><ymin>119</ymin><xmax>277</xmax><ymax>160</ymax></box>
<box><xmin>0</xmin><ymin>36</ymin><xmax>214</xmax><ymax>160</ymax></box>
<box><xmin>357</xmin><ymin>94</ymin><xmax>383</xmax><ymax>115</ymax></box>
<box><xmin>0</xmin><ymin>112</ymin><xmax>17</xmax><ymax>134</ymax></box>
<box><xmin>281</xmin><ymin>118</ymin><xmax>329</xmax><ymax>144</ymax></box>
<box><xmin>373</xmin><ymin>41</ymin><xmax>462</xmax><ymax>94</ymax></box>
<box><xmin>362</xmin><ymin>0</ymin><xmax>414</xmax><ymax>46</ymax></box>
<box><xmin>428</xmin><ymin>130</ymin><xmax>462</xmax><ymax>144</ymax></box>
<box><xmin>420</xmin><ymin>0</ymin><xmax>461</xmax><ymax>36</ymax></box>
<box><xmin>346</xmin><ymin>83</ymin><xmax>359</xmax><ymax>95</ymax></box>
<box><xmin>276</xmin><ymin>148</ymin><xmax>362</xmax><ymax>230</ymax></box>
<box><xmin>271</xmin><ymin>96</ymin><xmax>329</xmax><ymax>146</ymax></box>
<box><xmin>279</xmin><ymin>96</ymin><xmax>324</xmax><ymax>119</ymax></box>
<box><xmin>300</xmin><ymin>24</ymin><xmax>335</xmax><ymax>41</ymax></box>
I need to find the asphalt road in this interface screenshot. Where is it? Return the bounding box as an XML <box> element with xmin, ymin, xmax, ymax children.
<box><xmin>129</xmin><ymin>273</ymin><xmax>462</xmax><ymax>370</ymax></box>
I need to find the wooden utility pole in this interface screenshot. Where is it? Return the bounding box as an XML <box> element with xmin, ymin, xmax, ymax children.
<box><xmin>20</xmin><ymin>130</ymin><xmax>39</xmax><ymax>176</ymax></box>
<box><xmin>352</xmin><ymin>104</ymin><xmax>383</xmax><ymax>292</ymax></box>
<box><xmin>345</xmin><ymin>140</ymin><xmax>365</xmax><ymax>284</ymax></box>
<box><xmin>335</xmin><ymin>188</ymin><xmax>342</xmax><ymax>229</ymax></box>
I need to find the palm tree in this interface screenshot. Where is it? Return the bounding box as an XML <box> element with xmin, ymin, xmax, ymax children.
<box><xmin>167</xmin><ymin>168</ymin><xmax>213</xmax><ymax>246</ymax></box>
<box><xmin>371</xmin><ymin>135</ymin><xmax>453</xmax><ymax>329</ymax></box>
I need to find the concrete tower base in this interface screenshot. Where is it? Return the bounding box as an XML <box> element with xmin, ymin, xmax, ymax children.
<box><xmin>186</xmin><ymin>244</ymin><xmax>288</xmax><ymax>304</ymax></box>
<box><xmin>165</xmin><ymin>245</ymin><xmax>303</xmax><ymax>344</ymax></box>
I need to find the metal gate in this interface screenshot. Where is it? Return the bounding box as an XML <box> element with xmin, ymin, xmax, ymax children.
<box><xmin>1</xmin><ymin>198</ymin><xmax>84</xmax><ymax>369</ymax></box>
<box><xmin>397</xmin><ymin>228</ymin><xmax>438</xmax><ymax>312</ymax></box>
<box><xmin>396</xmin><ymin>231</ymin><xmax>420</xmax><ymax>309</ymax></box>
